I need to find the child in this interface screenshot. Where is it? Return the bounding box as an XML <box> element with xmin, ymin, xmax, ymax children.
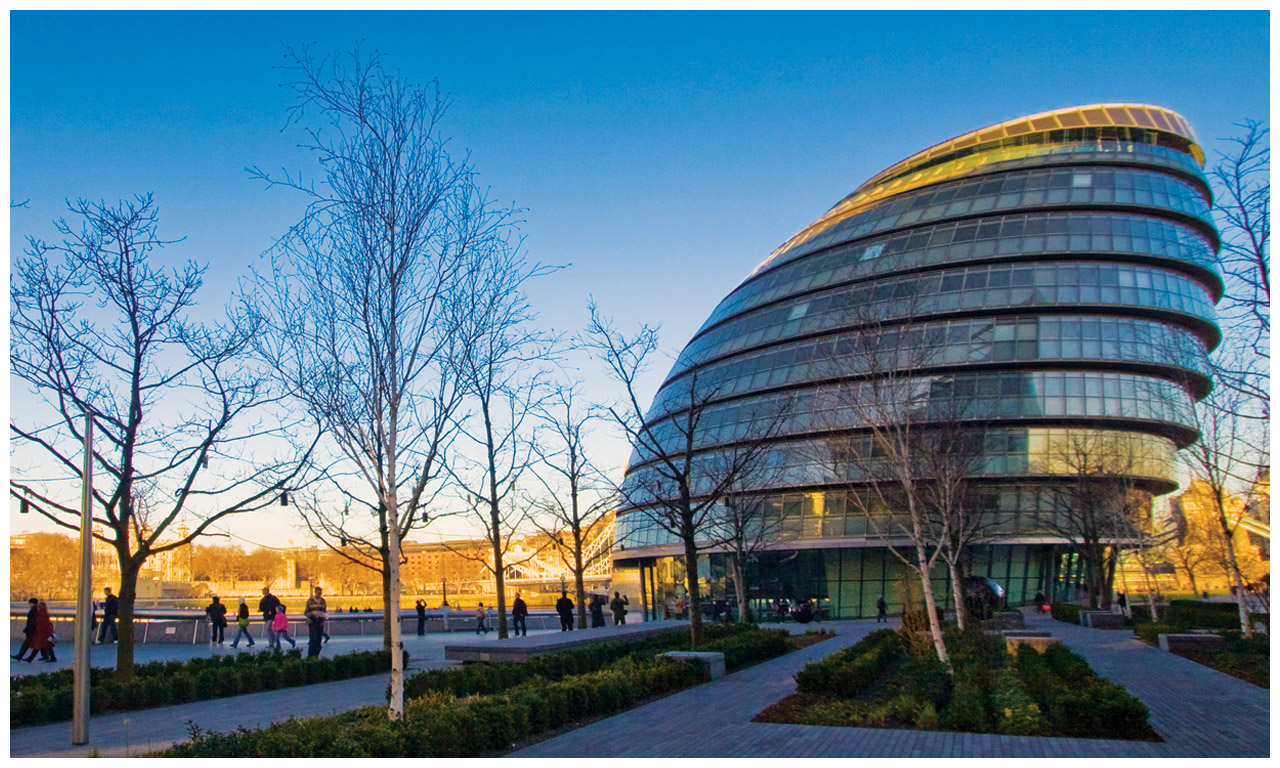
<box><xmin>272</xmin><ymin>604</ymin><xmax>297</xmax><ymax>648</ymax></box>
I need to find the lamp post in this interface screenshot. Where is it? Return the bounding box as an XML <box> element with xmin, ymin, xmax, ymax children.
<box><xmin>72</xmin><ymin>411</ymin><xmax>94</xmax><ymax>745</ymax></box>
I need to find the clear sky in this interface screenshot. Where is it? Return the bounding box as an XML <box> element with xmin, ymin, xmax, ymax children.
<box><xmin>9</xmin><ymin>11</ymin><xmax>1270</xmax><ymax>548</ymax></box>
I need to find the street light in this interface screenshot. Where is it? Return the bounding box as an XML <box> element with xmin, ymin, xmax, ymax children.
<box><xmin>72</xmin><ymin>410</ymin><xmax>94</xmax><ymax>745</ymax></box>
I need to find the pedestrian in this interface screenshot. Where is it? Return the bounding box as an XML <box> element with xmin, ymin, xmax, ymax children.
<box><xmin>258</xmin><ymin>587</ymin><xmax>281</xmax><ymax>648</ymax></box>
<box><xmin>589</xmin><ymin>595</ymin><xmax>606</xmax><ymax>628</ymax></box>
<box><xmin>555</xmin><ymin>591</ymin><xmax>575</xmax><ymax>632</ymax></box>
<box><xmin>305</xmin><ymin>587</ymin><xmax>330</xmax><ymax>644</ymax></box>
<box><xmin>511</xmin><ymin>593</ymin><xmax>528</xmax><ymax>637</ymax></box>
<box><xmin>415</xmin><ymin>600</ymin><xmax>427</xmax><ymax>636</ymax></box>
<box><xmin>1034</xmin><ymin>591</ymin><xmax>1047</xmax><ymax>614</ymax></box>
<box><xmin>23</xmin><ymin>601</ymin><xmax>57</xmax><ymax>662</ymax></box>
<box><xmin>205</xmin><ymin>595</ymin><xmax>228</xmax><ymax>644</ymax></box>
<box><xmin>609</xmin><ymin>592</ymin><xmax>630</xmax><ymax>625</ymax></box>
<box><xmin>875</xmin><ymin>595</ymin><xmax>887</xmax><ymax>623</ymax></box>
<box><xmin>97</xmin><ymin>587</ymin><xmax>119</xmax><ymax>643</ymax></box>
<box><xmin>271</xmin><ymin>605</ymin><xmax>297</xmax><ymax>648</ymax></box>
<box><xmin>1116</xmin><ymin>591</ymin><xmax>1128</xmax><ymax>616</ymax></box>
<box><xmin>661</xmin><ymin>600</ymin><xmax>672</xmax><ymax>621</ymax></box>
<box><xmin>474</xmin><ymin>602</ymin><xmax>489</xmax><ymax>635</ymax></box>
<box><xmin>230</xmin><ymin>598</ymin><xmax>255</xmax><ymax>648</ymax></box>
<box><xmin>12</xmin><ymin>597</ymin><xmax>38</xmax><ymax>660</ymax></box>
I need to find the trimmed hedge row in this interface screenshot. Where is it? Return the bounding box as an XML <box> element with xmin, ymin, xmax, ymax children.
<box><xmin>794</xmin><ymin>628</ymin><xmax>900</xmax><ymax>696</ymax></box>
<box><xmin>1163</xmin><ymin>600</ymin><xmax>1241</xmax><ymax>630</ymax></box>
<box><xmin>1014</xmin><ymin>643</ymin><xmax>1157</xmax><ymax>740</ymax></box>
<box><xmin>404</xmin><ymin>623</ymin><xmax>765</xmax><ymax>700</ymax></box>
<box><xmin>1049</xmin><ymin>603</ymin><xmax>1084</xmax><ymax>625</ymax></box>
<box><xmin>11</xmin><ymin>649</ymin><xmax>404</xmax><ymax>728</ymax></box>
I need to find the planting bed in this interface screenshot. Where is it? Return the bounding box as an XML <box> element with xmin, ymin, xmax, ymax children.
<box><xmin>756</xmin><ymin>627</ymin><xmax>1160</xmax><ymax>741</ymax></box>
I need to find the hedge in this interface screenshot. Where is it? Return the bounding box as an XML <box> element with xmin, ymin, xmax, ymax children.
<box><xmin>155</xmin><ymin>623</ymin><xmax>800</xmax><ymax>757</ymax></box>
<box><xmin>10</xmin><ymin>649</ymin><xmax>405</xmax><ymax>728</ymax></box>
<box><xmin>404</xmin><ymin>622</ymin><xmax>769</xmax><ymax>700</ymax></box>
<box><xmin>794</xmin><ymin>629</ymin><xmax>900</xmax><ymax>697</ymax></box>
<box><xmin>1049</xmin><ymin>603</ymin><xmax>1084</xmax><ymax>625</ymax></box>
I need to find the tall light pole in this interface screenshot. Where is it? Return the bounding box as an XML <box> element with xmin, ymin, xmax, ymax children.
<box><xmin>72</xmin><ymin>411</ymin><xmax>94</xmax><ymax>745</ymax></box>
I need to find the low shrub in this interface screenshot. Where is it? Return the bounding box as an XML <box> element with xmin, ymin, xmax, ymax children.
<box><xmin>942</xmin><ymin>667</ymin><xmax>989</xmax><ymax>732</ymax></box>
<box><xmin>794</xmin><ymin>629</ymin><xmax>900</xmax><ymax>697</ymax></box>
<box><xmin>159</xmin><ymin>656</ymin><xmax>706</xmax><ymax>757</ymax></box>
<box><xmin>1164</xmin><ymin>600</ymin><xmax>1241</xmax><ymax>630</ymax></box>
<box><xmin>1132</xmin><ymin>622</ymin><xmax>1182</xmax><ymax>646</ymax></box>
<box><xmin>1049</xmin><ymin>603</ymin><xmax>1084</xmax><ymax>625</ymax></box>
<box><xmin>10</xmin><ymin>648</ymin><xmax>401</xmax><ymax>728</ymax></box>
<box><xmin>990</xmin><ymin>668</ymin><xmax>1049</xmax><ymax>736</ymax></box>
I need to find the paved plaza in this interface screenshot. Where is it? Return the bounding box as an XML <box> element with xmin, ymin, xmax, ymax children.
<box><xmin>9</xmin><ymin>611</ymin><xmax>1269</xmax><ymax>758</ymax></box>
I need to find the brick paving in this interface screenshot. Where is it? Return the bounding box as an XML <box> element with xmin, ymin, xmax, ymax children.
<box><xmin>12</xmin><ymin>611</ymin><xmax>1268</xmax><ymax>758</ymax></box>
<box><xmin>511</xmin><ymin>611</ymin><xmax>1269</xmax><ymax>758</ymax></box>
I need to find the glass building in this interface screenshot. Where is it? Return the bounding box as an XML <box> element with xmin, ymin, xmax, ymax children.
<box><xmin>612</xmin><ymin>105</ymin><xmax>1220</xmax><ymax>620</ymax></box>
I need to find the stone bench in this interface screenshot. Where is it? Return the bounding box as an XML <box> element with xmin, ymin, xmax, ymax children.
<box><xmin>983</xmin><ymin>611</ymin><xmax>1025</xmax><ymax>629</ymax></box>
<box><xmin>660</xmin><ymin>651</ymin><xmax>726</xmax><ymax>681</ymax></box>
<box><xmin>1159</xmin><ymin>633</ymin><xmax>1227</xmax><ymax>654</ymax></box>
<box><xmin>1079</xmin><ymin>610</ymin><xmax>1128</xmax><ymax>629</ymax></box>
<box><xmin>1005</xmin><ymin>635</ymin><xmax>1061</xmax><ymax>654</ymax></box>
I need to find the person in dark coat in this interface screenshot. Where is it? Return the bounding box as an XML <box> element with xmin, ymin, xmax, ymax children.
<box><xmin>875</xmin><ymin>595</ymin><xmax>888</xmax><ymax>623</ymax></box>
<box><xmin>555</xmin><ymin>591</ymin><xmax>575</xmax><ymax>631</ymax></box>
<box><xmin>23</xmin><ymin>601</ymin><xmax>56</xmax><ymax>662</ymax></box>
<box><xmin>231</xmin><ymin>598</ymin><xmax>255</xmax><ymax>648</ymax></box>
<box><xmin>609</xmin><ymin>592</ymin><xmax>630</xmax><ymax>625</ymax></box>
<box><xmin>205</xmin><ymin>596</ymin><xmax>228</xmax><ymax>644</ymax></box>
<box><xmin>12</xmin><ymin>598</ymin><xmax>38</xmax><ymax>660</ymax></box>
<box><xmin>97</xmin><ymin>587</ymin><xmax>119</xmax><ymax>643</ymax></box>
<box><xmin>258</xmin><ymin>587</ymin><xmax>282</xmax><ymax>648</ymax></box>
<box><xmin>589</xmin><ymin>595</ymin><xmax>606</xmax><ymax>628</ymax></box>
<box><xmin>415</xmin><ymin>600</ymin><xmax>427</xmax><ymax>636</ymax></box>
<box><xmin>511</xmin><ymin>593</ymin><xmax>528</xmax><ymax>637</ymax></box>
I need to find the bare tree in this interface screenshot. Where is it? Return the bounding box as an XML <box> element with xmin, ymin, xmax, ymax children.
<box><xmin>530</xmin><ymin>382</ymin><xmax>614</xmax><ymax>629</ymax></box>
<box><xmin>447</xmin><ymin>239</ymin><xmax>554</xmax><ymax>640</ymax></box>
<box><xmin>585</xmin><ymin>303</ymin><xmax>780</xmax><ymax>645</ymax></box>
<box><xmin>708</xmin><ymin>480</ymin><xmax>785</xmax><ymax>624</ymax></box>
<box><xmin>250</xmin><ymin>45</ymin><xmax>511</xmax><ymax>719</ymax></box>
<box><xmin>10</xmin><ymin>196</ymin><xmax>315</xmax><ymax>680</ymax></box>
<box><xmin>1211</xmin><ymin>121</ymin><xmax>1270</xmax><ymax>370</ymax></box>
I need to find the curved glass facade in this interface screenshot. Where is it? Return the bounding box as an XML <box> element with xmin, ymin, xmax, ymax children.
<box><xmin>613</xmin><ymin>105</ymin><xmax>1221</xmax><ymax>620</ymax></box>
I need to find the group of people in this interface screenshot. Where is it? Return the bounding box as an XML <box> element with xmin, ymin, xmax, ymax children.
<box><xmin>201</xmin><ymin>586</ymin><xmax>330</xmax><ymax>658</ymax></box>
<box><xmin>466</xmin><ymin>590</ymin><xmax>633</xmax><ymax>636</ymax></box>
<box><xmin>13</xmin><ymin>586</ymin><xmax>123</xmax><ymax>663</ymax></box>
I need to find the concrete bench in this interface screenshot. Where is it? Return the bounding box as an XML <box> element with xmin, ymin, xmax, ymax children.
<box><xmin>1079</xmin><ymin>611</ymin><xmax>1128</xmax><ymax>629</ymax></box>
<box><xmin>660</xmin><ymin>651</ymin><xmax>725</xmax><ymax>681</ymax></box>
<box><xmin>1000</xmin><ymin>629</ymin><xmax>1052</xmax><ymax>638</ymax></box>
<box><xmin>1005</xmin><ymin>635</ymin><xmax>1061</xmax><ymax>654</ymax></box>
<box><xmin>1159</xmin><ymin>633</ymin><xmax>1227</xmax><ymax>654</ymax></box>
<box><xmin>444</xmin><ymin>620</ymin><xmax>690</xmax><ymax>663</ymax></box>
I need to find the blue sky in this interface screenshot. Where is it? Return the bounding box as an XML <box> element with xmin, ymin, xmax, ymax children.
<box><xmin>9</xmin><ymin>11</ymin><xmax>1270</xmax><ymax>545</ymax></box>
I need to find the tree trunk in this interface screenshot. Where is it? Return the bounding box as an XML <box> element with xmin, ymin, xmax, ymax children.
<box><xmin>913</xmin><ymin>543</ymin><xmax>950</xmax><ymax>669</ymax></box>
<box><xmin>114</xmin><ymin>559</ymin><xmax>142</xmax><ymax>682</ymax></box>
<box><xmin>730</xmin><ymin>550</ymin><xmax>749</xmax><ymax>624</ymax></box>
<box><xmin>1185</xmin><ymin>569</ymin><xmax>1199</xmax><ymax>598</ymax></box>
<box><xmin>491</xmin><ymin>505</ymin><xmax>509</xmax><ymax>640</ymax></box>
<box><xmin>386</xmin><ymin>511</ymin><xmax>405</xmax><ymax>721</ymax></box>
<box><xmin>380</xmin><ymin>555</ymin><xmax>393</xmax><ymax>650</ymax></box>
<box><xmin>573</xmin><ymin>530</ymin><xmax>587</xmax><ymax>630</ymax></box>
<box><xmin>682</xmin><ymin>529</ymin><xmax>703</xmax><ymax>645</ymax></box>
<box><xmin>948</xmin><ymin>559</ymin><xmax>967</xmax><ymax>631</ymax></box>
<box><xmin>1220</xmin><ymin>526</ymin><xmax>1254</xmax><ymax>638</ymax></box>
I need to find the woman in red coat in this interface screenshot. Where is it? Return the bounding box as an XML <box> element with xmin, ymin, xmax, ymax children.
<box><xmin>23</xmin><ymin>601</ymin><xmax>56</xmax><ymax>663</ymax></box>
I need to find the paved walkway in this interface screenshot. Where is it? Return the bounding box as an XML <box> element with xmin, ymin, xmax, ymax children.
<box><xmin>512</xmin><ymin>612</ymin><xmax>1269</xmax><ymax>758</ymax></box>
<box><xmin>9</xmin><ymin>628</ymin><xmax>555</xmax><ymax>758</ymax></box>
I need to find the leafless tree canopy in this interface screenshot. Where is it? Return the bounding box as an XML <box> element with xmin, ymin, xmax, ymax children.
<box><xmin>10</xmin><ymin>195</ymin><xmax>315</xmax><ymax>679</ymax></box>
<box><xmin>250</xmin><ymin>45</ymin><xmax>518</xmax><ymax>718</ymax></box>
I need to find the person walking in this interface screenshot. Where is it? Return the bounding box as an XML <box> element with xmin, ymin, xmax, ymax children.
<box><xmin>555</xmin><ymin>591</ymin><xmax>575</xmax><ymax>632</ymax></box>
<box><xmin>12</xmin><ymin>597</ymin><xmax>38</xmax><ymax>660</ymax></box>
<box><xmin>258</xmin><ymin>587</ymin><xmax>282</xmax><ymax>648</ymax></box>
<box><xmin>474</xmin><ymin>603</ymin><xmax>489</xmax><ymax>635</ymax></box>
<box><xmin>230</xmin><ymin>598</ymin><xmax>255</xmax><ymax>648</ymax></box>
<box><xmin>23</xmin><ymin>601</ymin><xmax>57</xmax><ymax>663</ymax></box>
<box><xmin>97</xmin><ymin>587</ymin><xmax>119</xmax><ymax>643</ymax></box>
<box><xmin>304</xmin><ymin>588</ymin><xmax>328</xmax><ymax>658</ymax></box>
<box><xmin>511</xmin><ymin>593</ymin><xmax>528</xmax><ymax>637</ymax></box>
<box><xmin>271</xmin><ymin>605</ymin><xmax>297</xmax><ymax>648</ymax></box>
<box><xmin>875</xmin><ymin>595</ymin><xmax>888</xmax><ymax>623</ymax></box>
<box><xmin>609</xmin><ymin>592</ymin><xmax>630</xmax><ymax>626</ymax></box>
<box><xmin>589</xmin><ymin>595</ymin><xmax>606</xmax><ymax>628</ymax></box>
<box><xmin>305</xmin><ymin>587</ymin><xmax>330</xmax><ymax>644</ymax></box>
<box><xmin>1034</xmin><ymin>591</ymin><xmax>1047</xmax><ymax>614</ymax></box>
<box><xmin>205</xmin><ymin>596</ymin><xmax>228</xmax><ymax>645</ymax></box>
<box><xmin>415</xmin><ymin>600</ymin><xmax>427</xmax><ymax>636</ymax></box>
